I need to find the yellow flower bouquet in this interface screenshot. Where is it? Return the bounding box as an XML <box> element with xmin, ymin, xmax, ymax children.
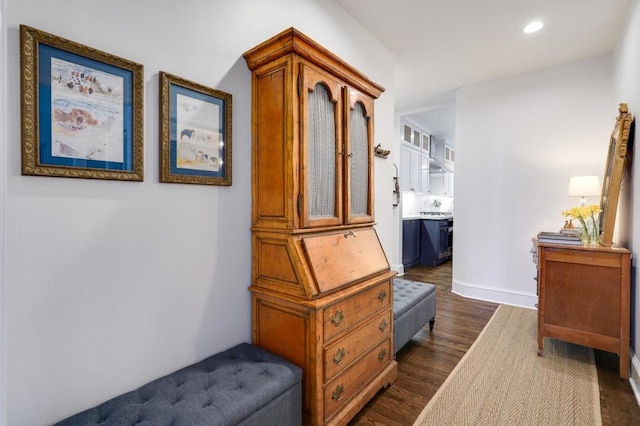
<box><xmin>562</xmin><ymin>204</ymin><xmax>602</xmax><ymax>244</ymax></box>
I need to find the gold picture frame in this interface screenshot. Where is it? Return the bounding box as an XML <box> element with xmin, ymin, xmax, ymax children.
<box><xmin>159</xmin><ymin>71</ymin><xmax>232</xmax><ymax>185</ymax></box>
<box><xmin>20</xmin><ymin>25</ymin><xmax>144</xmax><ymax>181</ymax></box>
<box><xmin>599</xmin><ymin>103</ymin><xmax>634</xmax><ymax>246</ymax></box>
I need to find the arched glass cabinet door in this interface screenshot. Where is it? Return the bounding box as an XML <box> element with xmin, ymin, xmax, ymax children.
<box><xmin>345</xmin><ymin>88</ymin><xmax>374</xmax><ymax>224</ymax></box>
<box><xmin>300</xmin><ymin>64</ymin><xmax>343</xmax><ymax>228</ymax></box>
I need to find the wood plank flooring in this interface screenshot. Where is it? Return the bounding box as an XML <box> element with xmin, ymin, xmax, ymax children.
<box><xmin>350</xmin><ymin>261</ymin><xmax>640</xmax><ymax>425</ymax></box>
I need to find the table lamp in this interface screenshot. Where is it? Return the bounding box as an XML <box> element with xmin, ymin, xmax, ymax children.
<box><xmin>568</xmin><ymin>175</ymin><xmax>601</xmax><ymax>206</ymax></box>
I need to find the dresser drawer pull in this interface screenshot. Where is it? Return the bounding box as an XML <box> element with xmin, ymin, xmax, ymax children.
<box><xmin>332</xmin><ymin>348</ymin><xmax>346</xmax><ymax>365</ymax></box>
<box><xmin>330</xmin><ymin>310</ymin><xmax>344</xmax><ymax>327</ymax></box>
<box><xmin>343</xmin><ymin>230</ymin><xmax>357</xmax><ymax>238</ymax></box>
<box><xmin>378</xmin><ymin>319</ymin><xmax>388</xmax><ymax>332</ymax></box>
<box><xmin>378</xmin><ymin>348</ymin><xmax>387</xmax><ymax>362</ymax></box>
<box><xmin>332</xmin><ymin>383</ymin><xmax>344</xmax><ymax>401</ymax></box>
<box><xmin>377</xmin><ymin>289</ymin><xmax>387</xmax><ymax>302</ymax></box>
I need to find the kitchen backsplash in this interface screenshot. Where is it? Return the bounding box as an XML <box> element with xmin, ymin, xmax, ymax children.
<box><xmin>402</xmin><ymin>191</ymin><xmax>453</xmax><ymax>217</ymax></box>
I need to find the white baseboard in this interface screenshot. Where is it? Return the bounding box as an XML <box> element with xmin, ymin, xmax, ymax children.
<box><xmin>391</xmin><ymin>263</ymin><xmax>405</xmax><ymax>276</ymax></box>
<box><xmin>630</xmin><ymin>350</ymin><xmax>640</xmax><ymax>408</ymax></box>
<box><xmin>452</xmin><ymin>278</ymin><xmax>538</xmax><ymax>309</ymax></box>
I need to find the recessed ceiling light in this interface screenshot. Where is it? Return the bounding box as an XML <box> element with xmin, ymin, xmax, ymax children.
<box><xmin>523</xmin><ymin>21</ymin><xmax>544</xmax><ymax>34</ymax></box>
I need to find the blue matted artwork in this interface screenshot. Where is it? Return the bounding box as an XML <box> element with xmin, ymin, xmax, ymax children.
<box><xmin>20</xmin><ymin>25</ymin><xmax>144</xmax><ymax>181</ymax></box>
<box><xmin>160</xmin><ymin>71</ymin><xmax>232</xmax><ymax>186</ymax></box>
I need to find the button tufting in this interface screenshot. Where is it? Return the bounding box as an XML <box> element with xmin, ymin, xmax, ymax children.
<box><xmin>54</xmin><ymin>343</ymin><xmax>303</xmax><ymax>426</ymax></box>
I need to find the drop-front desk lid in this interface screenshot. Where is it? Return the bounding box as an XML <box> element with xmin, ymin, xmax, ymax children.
<box><xmin>301</xmin><ymin>228</ymin><xmax>390</xmax><ymax>294</ymax></box>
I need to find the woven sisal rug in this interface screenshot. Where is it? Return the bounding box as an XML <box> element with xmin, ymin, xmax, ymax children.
<box><xmin>413</xmin><ymin>304</ymin><xmax>601</xmax><ymax>425</ymax></box>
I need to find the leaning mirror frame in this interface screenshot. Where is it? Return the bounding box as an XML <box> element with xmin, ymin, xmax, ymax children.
<box><xmin>599</xmin><ymin>103</ymin><xmax>634</xmax><ymax>247</ymax></box>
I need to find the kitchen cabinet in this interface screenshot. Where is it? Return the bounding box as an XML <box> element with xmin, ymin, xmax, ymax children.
<box><xmin>534</xmin><ymin>240</ymin><xmax>630</xmax><ymax>378</ymax></box>
<box><xmin>428</xmin><ymin>139</ymin><xmax>454</xmax><ymax>196</ymax></box>
<box><xmin>431</xmin><ymin>139</ymin><xmax>454</xmax><ymax>170</ymax></box>
<box><xmin>444</xmin><ymin>171</ymin><xmax>454</xmax><ymax>196</ymax></box>
<box><xmin>400</xmin><ymin>144</ymin><xmax>421</xmax><ymax>192</ymax></box>
<box><xmin>400</xmin><ymin>144</ymin><xmax>429</xmax><ymax>193</ymax></box>
<box><xmin>244</xmin><ymin>28</ymin><xmax>397</xmax><ymax>425</ymax></box>
<box><xmin>428</xmin><ymin>171</ymin><xmax>453</xmax><ymax>196</ymax></box>
<box><xmin>444</xmin><ymin>144</ymin><xmax>455</xmax><ymax>168</ymax></box>
<box><xmin>420</xmin><ymin>218</ymin><xmax>453</xmax><ymax>266</ymax></box>
<box><xmin>402</xmin><ymin>219</ymin><xmax>420</xmax><ymax>269</ymax></box>
<box><xmin>400</xmin><ymin>120</ymin><xmax>430</xmax><ymax>193</ymax></box>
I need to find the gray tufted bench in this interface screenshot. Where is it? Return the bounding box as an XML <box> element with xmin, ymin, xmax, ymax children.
<box><xmin>54</xmin><ymin>343</ymin><xmax>302</xmax><ymax>426</ymax></box>
<box><xmin>393</xmin><ymin>278</ymin><xmax>436</xmax><ymax>353</ymax></box>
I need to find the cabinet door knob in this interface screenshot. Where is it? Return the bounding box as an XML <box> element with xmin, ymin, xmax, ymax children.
<box><xmin>332</xmin><ymin>383</ymin><xmax>344</xmax><ymax>401</ymax></box>
<box><xmin>332</xmin><ymin>348</ymin><xmax>346</xmax><ymax>365</ymax></box>
<box><xmin>330</xmin><ymin>310</ymin><xmax>344</xmax><ymax>326</ymax></box>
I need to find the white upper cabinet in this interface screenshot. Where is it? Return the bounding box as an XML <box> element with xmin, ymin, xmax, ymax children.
<box><xmin>399</xmin><ymin>120</ymin><xmax>430</xmax><ymax>193</ymax></box>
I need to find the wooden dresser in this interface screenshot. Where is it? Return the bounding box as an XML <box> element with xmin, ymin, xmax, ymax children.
<box><xmin>534</xmin><ymin>240</ymin><xmax>631</xmax><ymax>378</ymax></box>
<box><xmin>244</xmin><ymin>28</ymin><xmax>398</xmax><ymax>425</ymax></box>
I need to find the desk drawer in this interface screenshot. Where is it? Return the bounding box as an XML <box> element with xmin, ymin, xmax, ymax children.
<box><xmin>323</xmin><ymin>309</ymin><xmax>391</xmax><ymax>381</ymax></box>
<box><xmin>323</xmin><ymin>338</ymin><xmax>392</xmax><ymax>421</ymax></box>
<box><xmin>323</xmin><ymin>280</ymin><xmax>391</xmax><ymax>342</ymax></box>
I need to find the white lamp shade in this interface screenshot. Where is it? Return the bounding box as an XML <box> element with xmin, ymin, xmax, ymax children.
<box><xmin>568</xmin><ymin>175</ymin><xmax>601</xmax><ymax>197</ymax></box>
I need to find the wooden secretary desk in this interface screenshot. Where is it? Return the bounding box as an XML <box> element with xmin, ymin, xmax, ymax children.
<box><xmin>534</xmin><ymin>240</ymin><xmax>631</xmax><ymax>379</ymax></box>
<box><xmin>243</xmin><ymin>29</ymin><xmax>397</xmax><ymax>425</ymax></box>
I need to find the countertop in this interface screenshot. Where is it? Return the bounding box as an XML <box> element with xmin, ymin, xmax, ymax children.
<box><xmin>403</xmin><ymin>213</ymin><xmax>453</xmax><ymax>221</ymax></box>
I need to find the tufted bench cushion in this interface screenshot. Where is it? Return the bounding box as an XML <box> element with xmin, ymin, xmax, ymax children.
<box><xmin>54</xmin><ymin>343</ymin><xmax>302</xmax><ymax>426</ymax></box>
<box><xmin>393</xmin><ymin>278</ymin><xmax>436</xmax><ymax>353</ymax></box>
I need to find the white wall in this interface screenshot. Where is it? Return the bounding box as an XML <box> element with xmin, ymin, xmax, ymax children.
<box><xmin>614</xmin><ymin>0</ymin><xmax>640</xmax><ymax>402</ymax></box>
<box><xmin>0</xmin><ymin>1</ymin><xmax>396</xmax><ymax>424</ymax></box>
<box><xmin>454</xmin><ymin>54</ymin><xmax>614</xmax><ymax>307</ymax></box>
<box><xmin>0</xmin><ymin>1</ymin><xmax>7</xmax><ymax>425</ymax></box>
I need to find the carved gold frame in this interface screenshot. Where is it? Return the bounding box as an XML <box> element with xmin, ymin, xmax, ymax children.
<box><xmin>159</xmin><ymin>71</ymin><xmax>232</xmax><ymax>185</ymax></box>
<box><xmin>20</xmin><ymin>25</ymin><xmax>144</xmax><ymax>181</ymax></box>
<box><xmin>599</xmin><ymin>103</ymin><xmax>634</xmax><ymax>246</ymax></box>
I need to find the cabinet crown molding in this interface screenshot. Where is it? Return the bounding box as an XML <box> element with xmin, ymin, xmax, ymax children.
<box><xmin>243</xmin><ymin>27</ymin><xmax>385</xmax><ymax>99</ymax></box>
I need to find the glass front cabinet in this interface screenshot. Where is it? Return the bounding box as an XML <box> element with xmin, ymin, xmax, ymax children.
<box><xmin>244</xmin><ymin>28</ymin><xmax>397</xmax><ymax>425</ymax></box>
<box><xmin>300</xmin><ymin>65</ymin><xmax>374</xmax><ymax>228</ymax></box>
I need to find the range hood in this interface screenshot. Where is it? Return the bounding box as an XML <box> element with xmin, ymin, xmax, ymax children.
<box><xmin>429</xmin><ymin>156</ymin><xmax>452</xmax><ymax>173</ymax></box>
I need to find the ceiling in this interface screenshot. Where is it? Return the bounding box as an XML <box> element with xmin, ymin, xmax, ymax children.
<box><xmin>334</xmin><ymin>0</ymin><xmax>631</xmax><ymax>140</ymax></box>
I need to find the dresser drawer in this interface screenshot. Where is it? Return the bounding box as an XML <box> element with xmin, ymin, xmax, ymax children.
<box><xmin>323</xmin><ymin>309</ymin><xmax>391</xmax><ymax>381</ymax></box>
<box><xmin>323</xmin><ymin>338</ymin><xmax>392</xmax><ymax>421</ymax></box>
<box><xmin>323</xmin><ymin>280</ymin><xmax>391</xmax><ymax>342</ymax></box>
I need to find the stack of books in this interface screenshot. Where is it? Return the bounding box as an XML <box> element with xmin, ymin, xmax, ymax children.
<box><xmin>537</xmin><ymin>231</ymin><xmax>582</xmax><ymax>245</ymax></box>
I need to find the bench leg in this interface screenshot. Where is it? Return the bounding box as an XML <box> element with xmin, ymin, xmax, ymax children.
<box><xmin>429</xmin><ymin>318</ymin><xmax>435</xmax><ymax>332</ymax></box>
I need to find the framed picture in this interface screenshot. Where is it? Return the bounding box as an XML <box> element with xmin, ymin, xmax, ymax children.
<box><xmin>599</xmin><ymin>103</ymin><xmax>634</xmax><ymax>246</ymax></box>
<box><xmin>159</xmin><ymin>71</ymin><xmax>232</xmax><ymax>185</ymax></box>
<box><xmin>20</xmin><ymin>25</ymin><xmax>144</xmax><ymax>181</ymax></box>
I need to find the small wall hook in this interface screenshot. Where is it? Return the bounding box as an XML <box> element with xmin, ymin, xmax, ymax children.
<box><xmin>374</xmin><ymin>143</ymin><xmax>391</xmax><ymax>159</ymax></box>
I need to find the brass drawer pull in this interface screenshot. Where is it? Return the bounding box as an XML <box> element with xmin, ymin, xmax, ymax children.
<box><xmin>330</xmin><ymin>310</ymin><xmax>344</xmax><ymax>327</ymax></box>
<box><xmin>343</xmin><ymin>230</ymin><xmax>357</xmax><ymax>238</ymax></box>
<box><xmin>332</xmin><ymin>383</ymin><xmax>344</xmax><ymax>401</ymax></box>
<box><xmin>378</xmin><ymin>319</ymin><xmax>388</xmax><ymax>332</ymax></box>
<box><xmin>377</xmin><ymin>289</ymin><xmax>387</xmax><ymax>302</ymax></box>
<box><xmin>378</xmin><ymin>348</ymin><xmax>387</xmax><ymax>362</ymax></box>
<box><xmin>332</xmin><ymin>348</ymin><xmax>346</xmax><ymax>365</ymax></box>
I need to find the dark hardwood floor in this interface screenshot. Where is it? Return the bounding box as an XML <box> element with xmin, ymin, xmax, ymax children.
<box><xmin>350</xmin><ymin>260</ymin><xmax>640</xmax><ymax>425</ymax></box>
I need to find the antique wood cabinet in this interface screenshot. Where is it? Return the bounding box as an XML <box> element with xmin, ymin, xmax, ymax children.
<box><xmin>244</xmin><ymin>28</ymin><xmax>397</xmax><ymax>425</ymax></box>
<box><xmin>535</xmin><ymin>240</ymin><xmax>631</xmax><ymax>379</ymax></box>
